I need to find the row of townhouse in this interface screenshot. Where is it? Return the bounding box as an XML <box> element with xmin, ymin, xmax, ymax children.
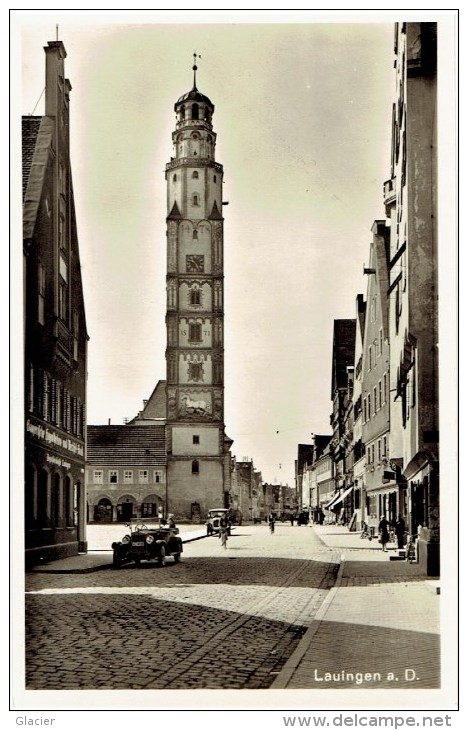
<box><xmin>297</xmin><ymin>22</ymin><xmax>439</xmax><ymax>576</ymax></box>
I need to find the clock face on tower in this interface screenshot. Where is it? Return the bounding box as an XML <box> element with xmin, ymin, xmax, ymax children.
<box><xmin>186</xmin><ymin>255</ymin><xmax>204</xmax><ymax>273</ymax></box>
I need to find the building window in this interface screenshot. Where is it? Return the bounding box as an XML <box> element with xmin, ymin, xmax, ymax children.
<box><xmin>190</xmin><ymin>288</ymin><xmax>201</xmax><ymax>305</ymax></box>
<box><xmin>378</xmin><ymin>440</ymin><xmax>381</xmax><ymax>462</ymax></box>
<box><xmin>124</xmin><ymin>470</ymin><xmax>133</xmax><ymax>484</ymax></box>
<box><xmin>94</xmin><ymin>470</ymin><xmax>103</xmax><ymax>484</ymax></box>
<box><xmin>109</xmin><ymin>470</ymin><xmax>118</xmax><ymax>484</ymax></box>
<box><xmin>378</xmin><ymin>380</ymin><xmax>382</xmax><ymax>409</ymax></box>
<box><xmin>363</xmin><ymin>396</ymin><xmax>367</xmax><ymax>422</ymax></box>
<box><xmin>38</xmin><ymin>262</ymin><xmax>45</xmax><ymax>325</ymax></box>
<box><xmin>59</xmin><ymin>279</ymin><xmax>68</xmax><ymax>321</ymax></box>
<box><xmin>42</xmin><ymin>372</ymin><xmax>50</xmax><ymax>420</ymax></box>
<box><xmin>142</xmin><ymin>503</ymin><xmax>157</xmax><ymax>517</ymax></box>
<box><xmin>192</xmin><ymin>194</ymin><xmax>199</xmax><ymax>206</ymax></box>
<box><xmin>368</xmin><ymin>346</ymin><xmax>372</xmax><ymax>370</ymax></box>
<box><xmin>73</xmin><ymin>310</ymin><xmax>79</xmax><ymax>361</ymax></box>
<box><xmin>192</xmin><ymin>230</ymin><xmax>198</xmax><ymax>239</ymax></box>
<box><xmin>191</xmin><ymin>104</ymin><xmax>199</xmax><ymax>120</ymax></box>
<box><xmin>192</xmin><ymin>171</ymin><xmax>199</xmax><ymax>179</ymax></box>
<box><xmin>139</xmin><ymin>470</ymin><xmax>149</xmax><ymax>484</ymax></box>
<box><xmin>383</xmin><ymin>372</ymin><xmax>388</xmax><ymax>403</ymax></box>
<box><xmin>367</xmin><ymin>446</ymin><xmax>371</xmax><ymax>465</ymax></box>
<box><xmin>192</xmin><ymin>459</ymin><xmax>199</xmax><ymax>474</ymax></box>
<box><xmin>371</xmin><ymin>444</ymin><xmax>375</xmax><ymax>464</ymax></box>
<box><xmin>173</xmin><ymin>174</ymin><xmax>177</xmax><ymax>182</ymax></box>
<box><xmin>214</xmin><ymin>175</ymin><xmax>217</xmax><ymax>183</ymax></box>
<box><xmin>367</xmin><ymin>394</ymin><xmax>371</xmax><ymax>419</ymax></box>
<box><xmin>193</xmin><ymin>435</ymin><xmax>200</xmax><ymax>445</ymax></box>
<box><xmin>379</xmin><ymin>328</ymin><xmax>383</xmax><ymax>356</ymax></box>
<box><xmin>373</xmin><ymin>386</ymin><xmax>378</xmax><ymax>413</ymax></box>
<box><xmin>189</xmin><ymin>323</ymin><xmax>202</xmax><ymax>341</ymax></box>
<box><xmin>28</xmin><ymin>365</ymin><xmax>34</xmax><ymax>412</ymax></box>
<box><xmin>153</xmin><ymin>471</ymin><xmax>162</xmax><ymax>484</ymax></box>
<box><xmin>382</xmin><ymin>436</ymin><xmax>387</xmax><ymax>457</ymax></box>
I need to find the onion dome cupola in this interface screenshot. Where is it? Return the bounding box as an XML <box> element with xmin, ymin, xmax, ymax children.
<box><xmin>173</xmin><ymin>54</ymin><xmax>217</xmax><ymax>162</ymax></box>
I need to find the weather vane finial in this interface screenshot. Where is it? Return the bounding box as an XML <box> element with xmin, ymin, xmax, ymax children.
<box><xmin>192</xmin><ymin>51</ymin><xmax>201</xmax><ymax>89</ymax></box>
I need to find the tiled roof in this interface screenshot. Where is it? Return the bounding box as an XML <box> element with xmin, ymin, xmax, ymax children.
<box><xmin>22</xmin><ymin>116</ymin><xmax>41</xmax><ymax>200</ymax></box>
<box><xmin>87</xmin><ymin>425</ymin><xmax>166</xmax><ymax>466</ymax></box>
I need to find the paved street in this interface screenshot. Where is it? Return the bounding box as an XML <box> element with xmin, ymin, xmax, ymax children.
<box><xmin>25</xmin><ymin>524</ymin><xmax>339</xmax><ymax>690</ymax></box>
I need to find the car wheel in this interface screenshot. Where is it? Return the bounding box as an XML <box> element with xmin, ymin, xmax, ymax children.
<box><xmin>157</xmin><ymin>546</ymin><xmax>166</xmax><ymax>567</ymax></box>
<box><xmin>173</xmin><ymin>552</ymin><xmax>180</xmax><ymax>563</ymax></box>
<box><xmin>112</xmin><ymin>550</ymin><xmax>121</xmax><ymax>569</ymax></box>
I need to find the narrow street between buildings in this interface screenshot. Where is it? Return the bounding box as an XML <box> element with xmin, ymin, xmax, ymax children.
<box><xmin>25</xmin><ymin>524</ymin><xmax>339</xmax><ymax>690</ymax></box>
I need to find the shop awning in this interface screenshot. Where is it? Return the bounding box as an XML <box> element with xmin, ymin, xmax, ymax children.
<box><xmin>325</xmin><ymin>485</ymin><xmax>354</xmax><ymax>510</ymax></box>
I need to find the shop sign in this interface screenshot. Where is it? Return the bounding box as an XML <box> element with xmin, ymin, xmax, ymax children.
<box><xmin>26</xmin><ymin>419</ymin><xmax>84</xmax><ymax>457</ymax></box>
<box><xmin>46</xmin><ymin>453</ymin><xmax>72</xmax><ymax>469</ymax></box>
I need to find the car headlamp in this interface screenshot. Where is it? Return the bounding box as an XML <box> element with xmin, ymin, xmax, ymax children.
<box><xmin>146</xmin><ymin>535</ymin><xmax>155</xmax><ymax>544</ymax></box>
<box><xmin>122</xmin><ymin>535</ymin><xmax>130</xmax><ymax>544</ymax></box>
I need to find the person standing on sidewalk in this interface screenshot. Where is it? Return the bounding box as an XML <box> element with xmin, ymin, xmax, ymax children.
<box><xmin>394</xmin><ymin>515</ymin><xmax>406</xmax><ymax>549</ymax></box>
<box><xmin>378</xmin><ymin>515</ymin><xmax>390</xmax><ymax>551</ymax></box>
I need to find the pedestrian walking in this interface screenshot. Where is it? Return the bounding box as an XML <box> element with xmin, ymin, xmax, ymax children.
<box><xmin>378</xmin><ymin>515</ymin><xmax>390</xmax><ymax>551</ymax></box>
<box><xmin>394</xmin><ymin>514</ymin><xmax>406</xmax><ymax>549</ymax></box>
<box><xmin>268</xmin><ymin>512</ymin><xmax>275</xmax><ymax>534</ymax></box>
<box><xmin>290</xmin><ymin>513</ymin><xmax>294</xmax><ymax>526</ymax></box>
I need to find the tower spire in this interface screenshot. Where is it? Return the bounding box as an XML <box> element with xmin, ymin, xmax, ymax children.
<box><xmin>192</xmin><ymin>52</ymin><xmax>198</xmax><ymax>90</ymax></box>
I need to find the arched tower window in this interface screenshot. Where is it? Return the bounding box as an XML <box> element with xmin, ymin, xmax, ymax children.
<box><xmin>190</xmin><ymin>288</ymin><xmax>201</xmax><ymax>305</ymax></box>
<box><xmin>192</xmin><ymin>171</ymin><xmax>199</xmax><ymax>179</ymax></box>
<box><xmin>173</xmin><ymin>174</ymin><xmax>177</xmax><ymax>182</ymax></box>
<box><xmin>180</xmin><ymin>105</ymin><xmax>185</xmax><ymax>120</ymax></box>
<box><xmin>193</xmin><ymin>194</ymin><xmax>199</xmax><ymax>206</ymax></box>
<box><xmin>193</xmin><ymin>230</ymin><xmax>198</xmax><ymax>239</ymax></box>
<box><xmin>191</xmin><ymin>104</ymin><xmax>199</xmax><ymax>120</ymax></box>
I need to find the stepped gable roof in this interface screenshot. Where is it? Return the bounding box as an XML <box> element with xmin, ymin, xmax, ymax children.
<box><xmin>87</xmin><ymin>425</ymin><xmax>166</xmax><ymax>466</ymax></box>
<box><xmin>331</xmin><ymin>319</ymin><xmax>356</xmax><ymax>396</ymax></box>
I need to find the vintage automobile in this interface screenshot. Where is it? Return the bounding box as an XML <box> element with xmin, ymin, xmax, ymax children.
<box><xmin>111</xmin><ymin>520</ymin><xmax>183</xmax><ymax>568</ymax></box>
<box><xmin>206</xmin><ymin>508</ymin><xmax>232</xmax><ymax>536</ymax></box>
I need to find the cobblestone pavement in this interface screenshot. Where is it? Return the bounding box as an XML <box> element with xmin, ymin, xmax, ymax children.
<box><xmin>25</xmin><ymin>524</ymin><xmax>339</xmax><ymax>690</ymax></box>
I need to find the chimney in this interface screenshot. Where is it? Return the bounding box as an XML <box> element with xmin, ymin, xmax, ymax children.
<box><xmin>108</xmin><ymin>418</ymin><xmax>111</xmax><ymax>425</ymax></box>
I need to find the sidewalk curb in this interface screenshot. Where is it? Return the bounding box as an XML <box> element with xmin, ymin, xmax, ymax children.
<box><xmin>271</xmin><ymin>553</ymin><xmax>346</xmax><ymax>689</ymax></box>
<box><xmin>28</xmin><ymin>532</ymin><xmax>210</xmax><ymax>574</ymax></box>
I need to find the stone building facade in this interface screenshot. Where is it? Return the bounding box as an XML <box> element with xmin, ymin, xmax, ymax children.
<box><xmin>23</xmin><ymin>40</ymin><xmax>88</xmax><ymax>566</ymax></box>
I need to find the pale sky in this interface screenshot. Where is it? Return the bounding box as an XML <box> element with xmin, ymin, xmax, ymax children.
<box><xmin>16</xmin><ymin>11</ymin><xmax>407</xmax><ymax>487</ymax></box>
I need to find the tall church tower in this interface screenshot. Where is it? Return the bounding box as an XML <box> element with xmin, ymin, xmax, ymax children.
<box><xmin>165</xmin><ymin>58</ymin><xmax>228</xmax><ymax>520</ymax></box>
